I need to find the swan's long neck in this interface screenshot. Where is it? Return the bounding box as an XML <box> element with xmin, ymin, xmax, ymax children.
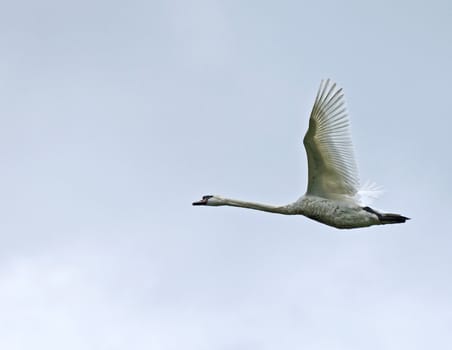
<box><xmin>214</xmin><ymin>196</ymin><xmax>295</xmax><ymax>215</ymax></box>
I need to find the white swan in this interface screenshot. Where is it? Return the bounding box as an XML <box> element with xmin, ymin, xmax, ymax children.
<box><xmin>193</xmin><ymin>79</ymin><xmax>409</xmax><ymax>229</ymax></box>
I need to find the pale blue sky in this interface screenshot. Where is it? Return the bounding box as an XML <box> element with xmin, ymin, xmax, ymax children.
<box><xmin>0</xmin><ymin>0</ymin><xmax>451</xmax><ymax>349</ymax></box>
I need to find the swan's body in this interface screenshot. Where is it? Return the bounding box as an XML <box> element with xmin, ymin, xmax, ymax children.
<box><xmin>193</xmin><ymin>80</ymin><xmax>409</xmax><ymax>229</ymax></box>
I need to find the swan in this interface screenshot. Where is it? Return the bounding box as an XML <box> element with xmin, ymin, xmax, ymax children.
<box><xmin>193</xmin><ymin>79</ymin><xmax>409</xmax><ymax>229</ymax></box>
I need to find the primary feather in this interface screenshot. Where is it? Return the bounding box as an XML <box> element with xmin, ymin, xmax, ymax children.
<box><xmin>303</xmin><ymin>79</ymin><xmax>359</xmax><ymax>199</ymax></box>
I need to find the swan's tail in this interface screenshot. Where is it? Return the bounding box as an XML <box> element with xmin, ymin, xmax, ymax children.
<box><xmin>362</xmin><ymin>206</ymin><xmax>410</xmax><ymax>225</ymax></box>
<box><xmin>378</xmin><ymin>212</ymin><xmax>410</xmax><ymax>224</ymax></box>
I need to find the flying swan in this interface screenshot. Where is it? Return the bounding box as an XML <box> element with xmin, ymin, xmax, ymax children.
<box><xmin>193</xmin><ymin>80</ymin><xmax>409</xmax><ymax>229</ymax></box>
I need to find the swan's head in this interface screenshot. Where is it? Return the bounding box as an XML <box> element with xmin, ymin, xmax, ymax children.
<box><xmin>192</xmin><ymin>195</ymin><xmax>223</xmax><ymax>206</ymax></box>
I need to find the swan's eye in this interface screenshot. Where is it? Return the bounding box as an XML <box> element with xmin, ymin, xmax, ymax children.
<box><xmin>202</xmin><ymin>195</ymin><xmax>213</xmax><ymax>200</ymax></box>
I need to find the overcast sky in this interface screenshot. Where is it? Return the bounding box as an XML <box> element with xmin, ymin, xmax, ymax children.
<box><xmin>0</xmin><ymin>0</ymin><xmax>451</xmax><ymax>349</ymax></box>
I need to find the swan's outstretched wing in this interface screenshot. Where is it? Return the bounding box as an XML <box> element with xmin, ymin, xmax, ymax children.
<box><xmin>303</xmin><ymin>79</ymin><xmax>360</xmax><ymax>199</ymax></box>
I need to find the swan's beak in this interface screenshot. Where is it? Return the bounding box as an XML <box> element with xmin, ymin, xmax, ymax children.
<box><xmin>192</xmin><ymin>195</ymin><xmax>213</xmax><ymax>206</ymax></box>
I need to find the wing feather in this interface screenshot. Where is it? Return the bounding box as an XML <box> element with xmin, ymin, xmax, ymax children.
<box><xmin>303</xmin><ymin>79</ymin><xmax>360</xmax><ymax>198</ymax></box>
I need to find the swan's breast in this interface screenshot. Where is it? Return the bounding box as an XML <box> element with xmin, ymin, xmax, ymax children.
<box><xmin>293</xmin><ymin>196</ymin><xmax>379</xmax><ymax>229</ymax></box>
